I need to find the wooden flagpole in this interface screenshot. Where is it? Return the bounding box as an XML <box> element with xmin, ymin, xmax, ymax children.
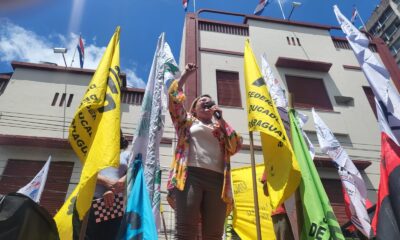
<box><xmin>288</xmin><ymin>93</ymin><xmax>303</xmax><ymax>239</ymax></box>
<box><xmin>249</xmin><ymin>131</ymin><xmax>262</xmax><ymax>240</ymax></box>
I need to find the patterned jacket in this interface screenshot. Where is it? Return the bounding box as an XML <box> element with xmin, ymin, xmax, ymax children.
<box><xmin>167</xmin><ymin>80</ymin><xmax>242</xmax><ymax>213</ymax></box>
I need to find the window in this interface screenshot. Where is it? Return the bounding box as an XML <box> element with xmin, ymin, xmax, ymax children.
<box><xmin>378</xmin><ymin>7</ymin><xmax>394</xmax><ymax>26</ymax></box>
<box><xmin>51</xmin><ymin>92</ymin><xmax>74</xmax><ymax>107</ymax></box>
<box><xmin>0</xmin><ymin>159</ymin><xmax>74</xmax><ymax>215</ymax></box>
<box><xmin>66</xmin><ymin>94</ymin><xmax>74</xmax><ymax>107</ymax></box>
<box><xmin>390</xmin><ymin>37</ymin><xmax>400</xmax><ymax>56</ymax></box>
<box><xmin>382</xmin><ymin>19</ymin><xmax>400</xmax><ymax>42</ymax></box>
<box><xmin>285</xmin><ymin>75</ymin><xmax>333</xmax><ymax>110</ymax></box>
<box><xmin>286</xmin><ymin>36</ymin><xmax>301</xmax><ymax>46</ymax></box>
<box><xmin>59</xmin><ymin>93</ymin><xmax>66</xmax><ymax>107</ymax></box>
<box><xmin>0</xmin><ymin>74</ymin><xmax>10</xmax><ymax>95</ymax></box>
<box><xmin>51</xmin><ymin>93</ymin><xmax>59</xmax><ymax>106</ymax></box>
<box><xmin>363</xmin><ymin>86</ymin><xmax>377</xmax><ymax>119</ymax></box>
<box><xmin>321</xmin><ymin>179</ymin><xmax>347</xmax><ymax>226</ymax></box>
<box><xmin>216</xmin><ymin>70</ymin><xmax>242</xmax><ymax>107</ymax></box>
<box><xmin>121</xmin><ymin>90</ymin><xmax>144</xmax><ymax>105</ymax></box>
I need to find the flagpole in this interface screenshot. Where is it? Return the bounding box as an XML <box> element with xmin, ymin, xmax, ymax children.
<box><xmin>355</xmin><ymin>8</ymin><xmax>367</xmax><ymax>31</ymax></box>
<box><xmin>288</xmin><ymin>93</ymin><xmax>303</xmax><ymax>239</ymax></box>
<box><xmin>277</xmin><ymin>0</ymin><xmax>286</xmax><ymax>20</ymax></box>
<box><xmin>249</xmin><ymin>131</ymin><xmax>262</xmax><ymax>240</ymax></box>
<box><xmin>193</xmin><ymin>0</ymin><xmax>196</xmax><ymax>12</ymax></box>
<box><xmin>161</xmin><ymin>207</ymin><xmax>169</xmax><ymax>240</ymax></box>
<box><xmin>70</xmin><ymin>35</ymin><xmax>79</xmax><ymax>67</ymax></box>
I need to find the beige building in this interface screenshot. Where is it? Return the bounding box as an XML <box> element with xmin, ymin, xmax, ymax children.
<box><xmin>1</xmin><ymin>9</ymin><xmax>400</xmax><ymax>238</ymax></box>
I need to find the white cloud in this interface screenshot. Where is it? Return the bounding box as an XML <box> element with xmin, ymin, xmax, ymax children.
<box><xmin>0</xmin><ymin>19</ymin><xmax>144</xmax><ymax>89</ymax></box>
<box><xmin>125</xmin><ymin>68</ymin><xmax>146</xmax><ymax>89</ymax></box>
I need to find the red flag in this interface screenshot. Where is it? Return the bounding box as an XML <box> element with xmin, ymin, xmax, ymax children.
<box><xmin>372</xmin><ymin>132</ymin><xmax>400</xmax><ymax>238</ymax></box>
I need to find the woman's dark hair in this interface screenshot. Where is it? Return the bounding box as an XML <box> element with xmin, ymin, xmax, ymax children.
<box><xmin>189</xmin><ymin>94</ymin><xmax>212</xmax><ymax>116</ymax></box>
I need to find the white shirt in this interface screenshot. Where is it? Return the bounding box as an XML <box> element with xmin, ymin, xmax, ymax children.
<box><xmin>188</xmin><ymin>120</ymin><xmax>224</xmax><ymax>173</ymax></box>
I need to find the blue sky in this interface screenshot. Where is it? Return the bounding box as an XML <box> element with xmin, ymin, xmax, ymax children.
<box><xmin>0</xmin><ymin>0</ymin><xmax>379</xmax><ymax>88</ymax></box>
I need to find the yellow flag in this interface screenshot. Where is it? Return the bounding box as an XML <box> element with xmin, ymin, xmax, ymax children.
<box><xmin>54</xmin><ymin>27</ymin><xmax>121</xmax><ymax>240</ymax></box>
<box><xmin>232</xmin><ymin>164</ymin><xmax>276</xmax><ymax>240</ymax></box>
<box><xmin>244</xmin><ymin>39</ymin><xmax>301</xmax><ymax>209</ymax></box>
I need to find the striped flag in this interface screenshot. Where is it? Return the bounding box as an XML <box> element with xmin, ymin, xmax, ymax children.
<box><xmin>17</xmin><ymin>156</ymin><xmax>51</xmax><ymax>203</ymax></box>
<box><xmin>254</xmin><ymin>0</ymin><xmax>268</xmax><ymax>15</ymax></box>
<box><xmin>312</xmin><ymin>109</ymin><xmax>372</xmax><ymax>237</ymax></box>
<box><xmin>77</xmin><ymin>35</ymin><xmax>84</xmax><ymax>68</ymax></box>
<box><xmin>183</xmin><ymin>0</ymin><xmax>189</xmax><ymax>11</ymax></box>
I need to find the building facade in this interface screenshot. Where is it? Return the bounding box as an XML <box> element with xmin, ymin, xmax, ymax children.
<box><xmin>1</xmin><ymin>9</ymin><xmax>400</xmax><ymax>238</ymax></box>
<box><xmin>366</xmin><ymin>0</ymin><xmax>400</xmax><ymax>67</ymax></box>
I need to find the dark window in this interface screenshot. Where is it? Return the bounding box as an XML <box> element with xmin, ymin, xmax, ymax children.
<box><xmin>0</xmin><ymin>159</ymin><xmax>74</xmax><ymax>215</ymax></box>
<box><xmin>291</xmin><ymin>37</ymin><xmax>296</xmax><ymax>45</ymax></box>
<box><xmin>121</xmin><ymin>91</ymin><xmax>144</xmax><ymax>105</ymax></box>
<box><xmin>286</xmin><ymin>75</ymin><xmax>333</xmax><ymax>110</ymax></box>
<box><xmin>59</xmin><ymin>93</ymin><xmax>66</xmax><ymax>107</ymax></box>
<box><xmin>287</xmin><ymin>37</ymin><xmax>291</xmax><ymax>45</ymax></box>
<box><xmin>51</xmin><ymin>93</ymin><xmax>59</xmax><ymax>106</ymax></box>
<box><xmin>216</xmin><ymin>70</ymin><xmax>242</xmax><ymax>107</ymax></box>
<box><xmin>296</xmin><ymin>37</ymin><xmax>301</xmax><ymax>46</ymax></box>
<box><xmin>321</xmin><ymin>179</ymin><xmax>348</xmax><ymax>226</ymax></box>
<box><xmin>363</xmin><ymin>86</ymin><xmax>377</xmax><ymax>119</ymax></box>
<box><xmin>0</xmin><ymin>74</ymin><xmax>11</xmax><ymax>95</ymax></box>
<box><xmin>66</xmin><ymin>94</ymin><xmax>74</xmax><ymax>107</ymax></box>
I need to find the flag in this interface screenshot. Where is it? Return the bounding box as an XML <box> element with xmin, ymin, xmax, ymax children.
<box><xmin>351</xmin><ymin>8</ymin><xmax>358</xmax><ymax>24</ymax></box>
<box><xmin>334</xmin><ymin>5</ymin><xmax>400</xmax><ymax>145</ymax></box>
<box><xmin>231</xmin><ymin>164</ymin><xmax>276</xmax><ymax>240</ymax></box>
<box><xmin>77</xmin><ymin>35</ymin><xmax>84</xmax><ymax>68</ymax></box>
<box><xmin>254</xmin><ymin>0</ymin><xmax>268</xmax><ymax>15</ymax></box>
<box><xmin>372</xmin><ymin>132</ymin><xmax>400</xmax><ymax>239</ymax></box>
<box><xmin>183</xmin><ymin>0</ymin><xmax>189</xmax><ymax>11</ymax></box>
<box><xmin>312</xmin><ymin>108</ymin><xmax>372</xmax><ymax>237</ymax></box>
<box><xmin>290</xmin><ymin>109</ymin><xmax>344</xmax><ymax>240</ymax></box>
<box><xmin>244</xmin><ymin>39</ymin><xmax>301</xmax><ymax>209</ymax></box>
<box><xmin>260</xmin><ymin>53</ymin><xmax>287</xmax><ymax>109</ymax></box>
<box><xmin>334</xmin><ymin>5</ymin><xmax>400</xmax><ymax>238</ymax></box>
<box><xmin>126</xmin><ymin>32</ymin><xmax>180</xmax><ymax>230</ymax></box>
<box><xmin>54</xmin><ymin>27</ymin><xmax>121</xmax><ymax>240</ymax></box>
<box><xmin>119</xmin><ymin>159</ymin><xmax>158</xmax><ymax>239</ymax></box>
<box><xmin>17</xmin><ymin>156</ymin><xmax>51</xmax><ymax>203</ymax></box>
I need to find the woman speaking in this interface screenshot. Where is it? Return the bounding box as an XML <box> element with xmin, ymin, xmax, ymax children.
<box><xmin>167</xmin><ymin>63</ymin><xmax>242</xmax><ymax>239</ymax></box>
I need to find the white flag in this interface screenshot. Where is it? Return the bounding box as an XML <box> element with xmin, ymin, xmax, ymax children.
<box><xmin>261</xmin><ymin>53</ymin><xmax>288</xmax><ymax>108</ymax></box>
<box><xmin>127</xmin><ymin>32</ymin><xmax>180</xmax><ymax>230</ymax></box>
<box><xmin>17</xmin><ymin>156</ymin><xmax>51</xmax><ymax>203</ymax></box>
<box><xmin>334</xmin><ymin>5</ymin><xmax>400</xmax><ymax>146</ymax></box>
<box><xmin>261</xmin><ymin>53</ymin><xmax>315</xmax><ymax>158</ymax></box>
<box><xmin>312</xmin><ymin>109</ymin><xmax>371</xmax><ymax>237</ymax></box>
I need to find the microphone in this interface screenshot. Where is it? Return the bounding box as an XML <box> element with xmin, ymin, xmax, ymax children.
<box><xmin>203</xmin><ymin>101</ymin><xmax>221</xmax><ymax>120</ymax></box>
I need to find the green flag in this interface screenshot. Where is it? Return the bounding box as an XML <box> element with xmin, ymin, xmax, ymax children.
<box><xmin>289</xmin><ymin>109</ymin><xmax>344</xmax><ymax>240</ymax></box>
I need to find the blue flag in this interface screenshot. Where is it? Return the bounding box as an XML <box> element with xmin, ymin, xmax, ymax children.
<box><xmin>119</xmin><ymin>158</ymin><xmax>158</xmax><ymax>239</ymax></box>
